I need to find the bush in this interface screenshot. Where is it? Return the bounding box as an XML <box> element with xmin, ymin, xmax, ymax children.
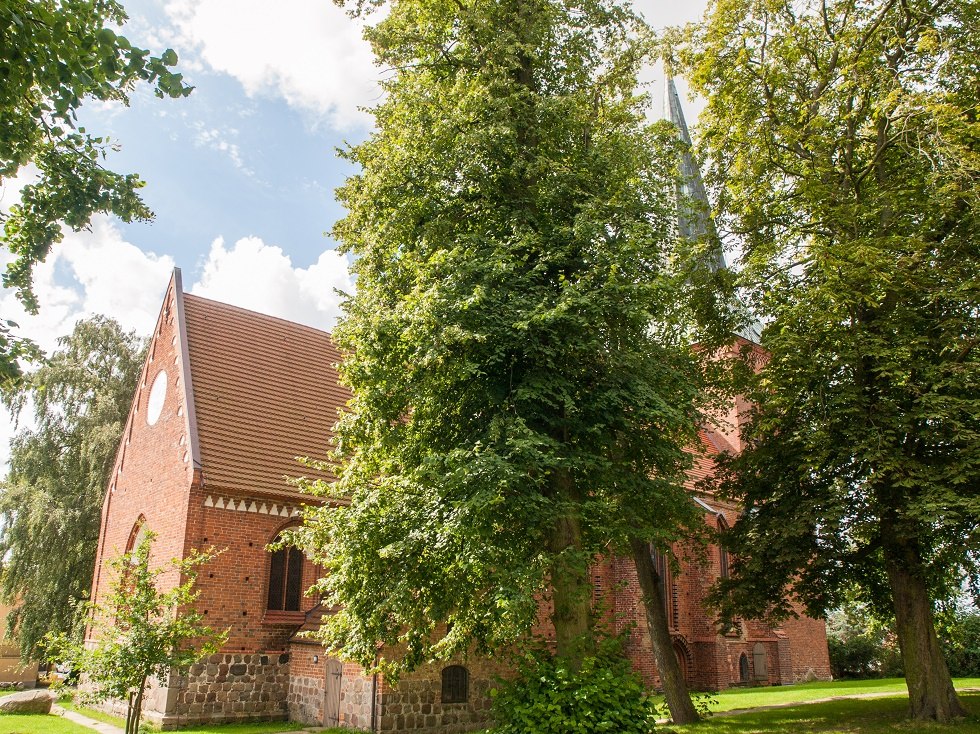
<box><xmin>490</xmin><ymin>638</ymin><xmax>657</xmax><ymax>734</ymax></box>
<box><xmin>939</xmin><ymin>609</ymin><xmax>980</xmax><ymax>677</ymax></box>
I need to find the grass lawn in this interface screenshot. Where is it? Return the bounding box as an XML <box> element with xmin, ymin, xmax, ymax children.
<box><xmin>671</xmin><ymin>692</ymin><xmax>980</xmax><ymax>734</ymax></box>
<box><xmin>59</xmin><ymin>697</ymin><xmax>348</xmax><ymax>734</ymax></box>
<box><xmin>169</xmin><ymin>724</ymin><xmax>343</xmax><ymax>734</ymax></box>
<box><xmin>0</xmin><ymin>713</ymin><xmax>93</xmax><ymax>734</ymax></box>
<box><xmin>659</xmin><ymin>677</ymin><xmax>980</xmax><ymax>714</ymax></box>
<box><xmin>58</xmin><ymin>696</ymin><xmax>127</xmax><ymax>728</ymax></box>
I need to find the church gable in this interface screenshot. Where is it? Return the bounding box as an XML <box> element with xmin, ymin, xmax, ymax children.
<box><xmin>92</xmin><ymin>269</ymin><xmax>200</xmax><ymax>604</ymax></box>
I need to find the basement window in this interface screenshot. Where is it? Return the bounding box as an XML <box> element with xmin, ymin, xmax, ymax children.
<box><xmin>441</xmin><ymin>665</ymin><xmax>469</xmax><ymax>704</ymax></box>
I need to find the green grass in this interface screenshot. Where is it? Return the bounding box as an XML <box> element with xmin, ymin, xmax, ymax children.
<box><xmin>655</xmin><ymin>677</ymin><xmax>980</xmax><ymax>714</ymax></box>
<box><xmin>0</xmin><ymin>713</ymin><xmax>93</xmax><ymax>734</ymax></box>
<box><xmin>671</xmin><ymin>692</ymin><xmax>980</xmax><ymax>734</ymax></box>
<box><xmin>168</xmin><ymin>724</ymin><xmax>325</xmax><ymax>734</ymax></box>
<box><xmin>57</xmin><ymin>696</ymin><xmax>127</xmax><ymax>728</ymax></box>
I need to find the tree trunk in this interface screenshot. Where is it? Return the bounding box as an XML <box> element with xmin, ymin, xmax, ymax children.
<box><xmin>548</xmin><ymin>472</ymin><xmax>593</xmax><ymax>667</ymax></box>
<box><xmin>884</xmin><ymin>546</ymin><xmax>966</xmax><ymax>722</ymax></box>
<box><xmin>126</xmin><ymin>677</ymin><xmax>147</xmax><ymax>734</ymax></box>
<box><xmin>629</xmin><ymin>537</ymin><xmax>700</xmax><ymax>724</ymax></box>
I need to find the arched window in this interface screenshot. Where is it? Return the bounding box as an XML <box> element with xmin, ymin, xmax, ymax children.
<box><xmin>267</xmin><ymin>533</ymin><xmax>304</xmax><ymax>612</ymax></box>
<box><xmin>738</xmin><ymin>653</ymin><xmax>750</xmax><ymax>683</ymax></box>
<box><xmin>126</xmin><ymin>516</ymin><xmax>149</xmax><ymax>558</ymax></box>
<box><xmin>718</xmin><ymin>517</ymin><xmax>730</xmax><ymax>579</ymax></box>
<box><xmin>650</xmin><ymin>547</ymin><xmax>677</xmax><ymax>629</ymax></box>
<box><xmin>441</xmin><ymin>665</ymin><xmax>468</xmax><ymax>704</ymax></box>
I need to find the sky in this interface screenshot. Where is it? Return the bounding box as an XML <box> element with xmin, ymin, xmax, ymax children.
<box><xmin>0</xmin><ymin>0</ymin><xmax>710</xmax><ymax>464</ymax></box>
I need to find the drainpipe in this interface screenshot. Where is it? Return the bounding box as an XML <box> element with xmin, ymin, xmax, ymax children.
<box><xmin>370</xmin><ymin>653</ymin><xmax>379</xmax><ymax>732</ymax></box>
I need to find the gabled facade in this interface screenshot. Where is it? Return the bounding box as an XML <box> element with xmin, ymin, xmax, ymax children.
<box><xmin>90</xmin><ymin>270</ymin><xmax>830</xmax><ymax>732</ymax></box>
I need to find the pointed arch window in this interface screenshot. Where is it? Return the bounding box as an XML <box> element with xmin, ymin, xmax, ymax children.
<box><xmin>267</xmin><ymin>533</ymin><xmax>304</xmax><ymax>612</ymax></box>
<box><xmin>649</xmin><ymin>547</ymin><xmax>677</xmax><ymax>630</ymax></box>
<box><xmin>718</xmin><ymin>517</ymin><xmax>730</xmax><ymax>579</ymax></box>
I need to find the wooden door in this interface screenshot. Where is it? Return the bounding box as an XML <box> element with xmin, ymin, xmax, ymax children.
<box><xmin>324</xmin><ymin>657</ymin><xmax>343</xmax><ymax>727</ymax></box>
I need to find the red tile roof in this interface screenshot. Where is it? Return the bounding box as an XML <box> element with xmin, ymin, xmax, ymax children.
<box><xmin>180</xmin><ymin>293</ymin><xmax>349</xmax><ymax>498</ymax></box>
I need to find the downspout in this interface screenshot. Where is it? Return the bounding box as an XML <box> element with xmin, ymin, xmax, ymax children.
<box><xmin>370</xmin><ymin>653</ymin><xmax>379</xmax><ymax>732</ymax></box>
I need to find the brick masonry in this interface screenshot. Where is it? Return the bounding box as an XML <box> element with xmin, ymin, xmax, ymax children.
<box><xmin>89</xmin><ymin>273</ymin><xmax>832</xmax><ymax>733</ymax></box>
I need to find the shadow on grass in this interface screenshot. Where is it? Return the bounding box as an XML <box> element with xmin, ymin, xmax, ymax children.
<box><xmin>672</xmin><ymin>693</ymin><xmax>980</xmax><ymax>734</ymax></box>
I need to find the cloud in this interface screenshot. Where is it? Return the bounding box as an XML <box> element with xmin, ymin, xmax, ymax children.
<box><xmin>164</xmin><ymin>0</ymin><xmax>377</xmax><ymax>129</ymax></box>
<box><xmin>192</xmin><ymin>123</ymin><xmax>252</xmax><ymax>175</ymax></box>
<box><xmin>0</xmin><ymin>217</ymin><xmax>175</xmax><ymax>356</ymax></box>
<box><xmin>190</xmin><ymin>236</ymin><xmax>352</xmax><ymax>331</ymax></box>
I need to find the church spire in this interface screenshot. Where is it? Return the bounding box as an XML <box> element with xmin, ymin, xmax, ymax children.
<box><xmin>665</xmin><ymin>76</ymin><xmax>727</xmax><ymax>272</ymax></box>
<box><xmin>666</xmin><ymin>76</ymin><xmax>762</xmax><ymax>343</ymax></box>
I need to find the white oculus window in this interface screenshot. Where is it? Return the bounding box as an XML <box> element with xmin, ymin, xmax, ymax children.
<box><xmin>146</xmin><ymin>370</ymin><xmax>168</xmax><ymax>426</ymax></box>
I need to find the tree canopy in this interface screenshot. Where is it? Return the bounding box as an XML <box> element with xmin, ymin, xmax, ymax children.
<box><xmin>677</xmin><ymin>0</ymin><xmax>979</xmax><ymax>721</ymax></box>
<box><xmin>297</xmin><ymin>0</ymin><xmax>727</xmax><ymax>679</ymax></box>
<box><xmin>0</xmin><ymin>315</ymin><xmax>144</xmax><ymax>659</ymax></box>
<box><xmin>0</xmin><ymin>0</ymin><xmax>190</xmax><ymax>383</ymax></box>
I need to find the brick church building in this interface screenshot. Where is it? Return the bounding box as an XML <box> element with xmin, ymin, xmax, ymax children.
<box><xmin>88</xmin><ymin>86</ymin><xmax>830</xmax><ymax>731</ymax></box>
<box><xmin>88</xmin><ymin>269</ymin><xmax>830</xmax><ymax>731</ymax></box>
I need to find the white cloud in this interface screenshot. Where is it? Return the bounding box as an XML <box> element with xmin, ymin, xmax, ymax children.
<box><xmin>0</xmin><ymin>217</ymin><xmax>175</xmax><ymax>467</ymax></box>
<box><xmin>0</xmin><ymin>217</ymin><xmax>174</xmax><ymax>356</ymax></box>
<box><xmin>192</xmin><ymin>123</ymin><xmax>251</xmax><ymax>175</ymax></box>
<box><xmin>164</xmin><ymin>0</ymin><xmax>377</xmax><ymax>129</ymax></box>
<box><xmin>190</xmin><ymin>236</ymin><xmax>352</xmax><ymax>331</ymax></box>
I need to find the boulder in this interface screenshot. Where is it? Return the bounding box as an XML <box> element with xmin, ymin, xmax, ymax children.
<box><xmin>0</xmin><ymin>689</ymin><xmax>55</xmax><ymax>714</ymax></box>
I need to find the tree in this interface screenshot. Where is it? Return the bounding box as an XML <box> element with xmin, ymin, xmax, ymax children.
<box><xmin>0</xmin><ymin>0</ymin><xmax>190</xmax><ymax>383</ymax></box>
<box><xmin>297</xmin><ymin>0</ymin><xmax>726</xmax><ymax>694</ymax></box>
<box><xmin>0</xmin><ymin>316</ymin><xmax>144</xmax><ymax>659</ymax></box>
<box><xmin>677</xmin><ymin>0</ymin><xmax>980</xmax><ymax>721</ymax></box>
<box><xmin>49</xmin><ymin>531</ymin><xmax>226</xmax><ymax>734</ymax></box>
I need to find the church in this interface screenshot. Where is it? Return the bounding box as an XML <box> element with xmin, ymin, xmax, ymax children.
<box><xmin>88</xmin><ymin>85</ymin><xmax>831</xmax><ymax>731</ymax></box>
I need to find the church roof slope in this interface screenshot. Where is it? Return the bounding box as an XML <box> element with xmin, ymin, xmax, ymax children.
<box><xmin>181</xmin><ymin>293</ymin><xmax>348</xmax><ymax>498</ymax></box>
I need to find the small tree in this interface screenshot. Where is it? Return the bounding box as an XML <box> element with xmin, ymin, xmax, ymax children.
<box><xmin>49</xmin><ymin>532</ymin><xmax>226</xmax><ymax>734</ymax></box>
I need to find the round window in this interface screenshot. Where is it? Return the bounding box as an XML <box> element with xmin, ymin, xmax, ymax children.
<box><xmin>147</xmin><ymin>370</ymin><xmax>168</xmax><ymax>426</ymax></box>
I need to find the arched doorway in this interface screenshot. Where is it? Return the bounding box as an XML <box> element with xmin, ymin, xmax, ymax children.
<box><xmin>738</xmin><ymin>652</ymin><xmax>750</xmax><ymax>683</ymax></box>
<box><xmin>672</xmin><ymin>640</ymin><xmax>692</xmax><ymax>685</ymax></box>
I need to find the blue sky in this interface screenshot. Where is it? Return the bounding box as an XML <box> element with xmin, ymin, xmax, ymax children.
<box><xmin>0</xmin><ymin>0</ymin><xmax>708</xmax><ymax>462</ymax></box>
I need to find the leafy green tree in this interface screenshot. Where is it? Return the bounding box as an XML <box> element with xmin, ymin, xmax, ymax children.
<box><xmin>0</xmin><ymin>0</ymin><xmax>190</xmax><ymax>383</ymax></box>
<box><xmin>48</xmin><ymin>531</ymin><xmax>226</xmax><ymax>734</ymax></box>
<box><xmin>0</xmin><ymin>316</ymin><xmax>144</xmax><ymax>659</ymax></box>
<box><xmin>677</xmin><ymin>0</ymin><xmax>980</xmax><ymax>721</ymax></box>
<box><xmin>297</xmin><ymin>0</ymin><xmax>726</xmax><ymax>697</ymax></box>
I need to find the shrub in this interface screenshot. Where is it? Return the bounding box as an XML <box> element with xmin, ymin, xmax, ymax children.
<box><xmin>490</xmin><ymin>638</ymin><xmax>656</xmax><ymax>734</ymax></box>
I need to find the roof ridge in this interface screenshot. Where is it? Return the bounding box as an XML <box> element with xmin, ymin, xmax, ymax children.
<box><xmin>182</xmin><ymin>292</ymin><xmax>338</xmax><ymax>339</ymax></box>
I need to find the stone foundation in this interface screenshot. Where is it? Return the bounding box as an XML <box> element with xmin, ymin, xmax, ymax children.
<box><xmin>158</xmin><ymin>653</ymin><xmax>289</xmax><ymax>728</ymax></box>
<box><xmin>287</xmin><ymin>674</ymin><xmax>323</xmax><ymax>724</ymax></box>
<box><xmin>375</xmin><ymin>670</ymin><xmax>495</xmax><ymax>733</ymax></box>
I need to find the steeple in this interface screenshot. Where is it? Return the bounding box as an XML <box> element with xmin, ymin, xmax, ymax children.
<box><xmin>666</xmin><ymin>76</ymin><xmax>762</xmax><ymax>343</ymax></box>
<box><xmin>665</xmin><ymin>76</ymin><xmax>727</xmax><ymax>272</ymax></box>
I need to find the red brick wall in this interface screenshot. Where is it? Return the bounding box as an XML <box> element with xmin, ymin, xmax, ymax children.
<box><xmin>182</xmin><ymin>486</ymin><xmax>322</xmax><ymax>653</ymax></box>
<box><xmin>91</xmin><ymin>276</ymin><xmax>196</xmax><ymax>611</ymax></box>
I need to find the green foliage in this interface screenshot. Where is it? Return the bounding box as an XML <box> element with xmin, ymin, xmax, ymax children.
<box><xmin>0</xmin><ymin>0</ymin><xmax>191</xmax><ymax>383</ymax></box>
<box><xmin>47</xmin><ymin>531</ymin><xmax>226</xmax><ymax>734</ymax></box>
<box><xmin>298</xmin><ymin>0</ymin><xmax>727</xmax><ymax>675</ymax></box>
<box><xmin>678</xmin><ymin>0</ymin><xmax>979</xmax><ymax>715</ymax></box>
<box><xmin>938</xmin><ymin>607</ymin><xmax>980</xmax><ymax>678</ymax></box>
<box><xmin>489</xmin><ymin>637</ymin><xmax>658</xmax><ymax>734</ymax></box>
<box><xmin>826</xmin><ymin>598</ymin><xmax>903</xmax><ymax>679</ymax></box>
<box><xmin>0</xmin><ymin>316</ymin><xmax>144</xmax><ymax>660</ymax></box>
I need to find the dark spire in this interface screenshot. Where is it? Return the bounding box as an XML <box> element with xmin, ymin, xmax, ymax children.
<box><xmin>665</xmin><ymin>76</ymin><xmax>727</xmax><ymax>272</ymax></box>
<box><xmin>665</xmin><ymin>76</ymin><xmax>762</xmax><ymax>343</ymax></box>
